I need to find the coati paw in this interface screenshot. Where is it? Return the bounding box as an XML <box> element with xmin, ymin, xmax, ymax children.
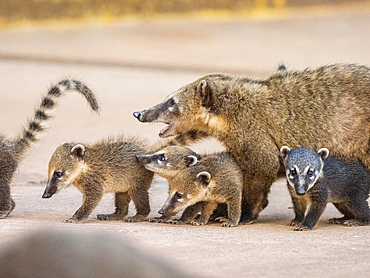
<box><xmin>342</xmin><ymin>219</ymin><xmax>368</xmax><ymax>227</ymax></box>
<box><xmin>214</xmin><ymin>217</ymin><xmax>228</xmax><ymax>223</ymax></box>
<box><xmin>328</xmin><ymin>217</ymin><xmax>346</xmax><ymax>225</ymax></box>
<box><xmin>191</xmin><ymin>221</ymin><xmax>206</xmax><ymax>226</ymax></box>
<box><xmin>97</xmin><ymin>213</ymin><xmax>125</xmax><ymax>221</ymax></box>
<box><xmin>124</xmin><ymin>215</ymin><xmax>146</xmax><ymax>222</ymax></box>
<box><xmin>65</xmin><ymin>218</ymin><xmax>84</xmax><ymax>223</ymax></box>
<box><xmin>221</xmin><ymin>222</ymin><xmax>238</xmax><ymax>227</ymax></box>
<box><xmin>293</xmin><ymin>224</ymin><xmax>311</xmax><ymax>231</ymax></box>
<box><xmin>289</xmin><ymin>219</ymin><xmax>302</xmax><ymax>226</ymax></box>
<box><xmin>0</xmin><ymin>202</ymin><xmax>15</xmax><ymax>218</ymax></box>
<box><xmin>148</xmin><ymin>216</ymin><xmax>167</xmax><ymax>223</ymax></box>
<box><xmin>166</xmin><ymin>219</ymin><xmax>187</xmax><ymax>225</ymax></box>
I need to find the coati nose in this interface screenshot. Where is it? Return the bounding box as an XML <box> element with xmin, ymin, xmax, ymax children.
<box><xmin>158</xmin><ymin>208</ymin><xmax>164</xmax><ymax>215</ymax></box>
<box><xmin>296</xmin><ymin>187</ymin><xmax>306</xmax><ymax>196</ymax></box>
<box><xmin>42</xmin><ymin>191</ymin><xmax>51</xmax><ymax>198</ymax></box>
<box><xmin>133</xmin><ymin>111</ymin><xmax>141</xmax><ymax>120</ymax></box>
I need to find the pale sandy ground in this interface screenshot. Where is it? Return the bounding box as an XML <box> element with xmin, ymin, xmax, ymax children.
<box><xmin>0</xmin><ymin>3</ymin><xmax>369</xmax><ymax>277</ymax></box>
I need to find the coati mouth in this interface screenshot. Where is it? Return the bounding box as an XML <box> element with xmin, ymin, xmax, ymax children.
<box><xmin>159</xmin><ymin>123</ymin><xmax>172</xmax><ymax>138</ymax></box>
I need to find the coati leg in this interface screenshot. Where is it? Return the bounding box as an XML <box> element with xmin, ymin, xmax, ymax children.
<box><xmin>295</xmin><ymin>192</ymin><xmax>327</xmax><ymax>231</ymax></box>
<box><xmin>166</xmin><ymin>202</ymin><xmax>203</xmax><ymax>225</ymax></box>
<box><xmin>126</xmin><ymin>182</ymin><xmax>151</xmax><ymax>222</ymax></box>
<box><xmin>191</xmin><ymin>202</ymin><xmax>217</xmax><ymax>226</ymax></box>
<box><xmin>0</xmin><ymin>192</ymin><xmax>14</xmax><ymax>219</ymax></box>
<box><xmin>329</xmin><ymin>203</ymin><xmax>355</xmax><ymax>224</ymax></box>
<box><xmin>240</xmin><ymin>143</ymin><xmax>280</xmax><ymax>223</ymax></box>
<box><xmin>342</xmin><ymin>199</ymin><xmax>370</xmax><ymax>226</ymax></box>
<box><xmin>223</xmin><ymin>195</ymin><xmax>242</xmax><ymax>227</ymax></box>
<box><xmin>67</xmin><ymin>191</ymin><xmax>103</xmax><ymax>223</ymax></box>
<box><xmin>287</xmin><ymin>184</ymin><xmax>307</xmax><ymax>226</ymax></box>
<box><xmin>240</xmin><ymin>175</ymin><xmax>275</xmax><ymax>223</ymax></box>
<box><xmin>97</xmin><ymin>192</ymin><xmax>131</xmax><ymax>220</ymax></box>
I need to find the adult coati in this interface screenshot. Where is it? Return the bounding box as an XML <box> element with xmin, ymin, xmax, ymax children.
<box><xmin>0</xmin><ymin>79</ymin><xmax>99</xmax><ymax>218</ymax></box>
<box><xmin>133</xmin><ymin>64</ymin><xmax>370</xmax><ymax>223</ymax></box>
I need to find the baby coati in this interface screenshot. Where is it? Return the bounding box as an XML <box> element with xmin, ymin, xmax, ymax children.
<box><xmin>42</xmin><ymin>136</ymin><xmax>155</xmax><ymax>223</ymax></box>
<box><xmin>0</xmin><ymin>79</ymin><xmax>99</xmax><ymax>219</ymax></box>
<box><xmin>280</xmin><ymin>146</ymin><xmax>370</xmax><ymax>231</ymax></box>
<box><xmin>137</xmin><ymin>146</ymin><xmax>243</xmax><ymax>227</ymax></box>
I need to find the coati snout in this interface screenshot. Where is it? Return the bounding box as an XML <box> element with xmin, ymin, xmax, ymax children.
<box><xmin>159</xmin><ymin>171</ymin><xmax>212</xmax><ymax>218</ymax></box>
<box><xmin>136</xmin><ymin>146</ymin><xmax>200</xmax><ymax>180</ymax></box>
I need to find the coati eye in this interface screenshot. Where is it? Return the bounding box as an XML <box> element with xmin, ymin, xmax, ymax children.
<box><xmin>307</xmin><ymin>169</ymin><xmax>314</xmax><ymax>176</ymax></box>
<box><xmin>291</xmin><ymin>168</ymin><xmax>297</xmax><ymax>175</ymax></box>
<box><xmin>159</xmin><ymin>154</ymin><xmax>166</xmax><ymax>161</ymax></box>
<box><xmin>168</xmin><ymin>98</ymin><xmax>175</xmax><ymax>107</ymax></box>
<box><xmin>54</xmin><ymin>171</ymin><xmax>63</xmax><ymax>178</ymax></box>
<box><xmin>175</xmin><ymin>192</ymin><xmax>183</xmax><ymax>199</ymax></box>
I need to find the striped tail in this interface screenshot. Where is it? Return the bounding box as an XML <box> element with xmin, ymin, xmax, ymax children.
<box><xmin>13</xmin><ymin>79</ymin><xmax>99</xmax><ymax>158</ymax></box>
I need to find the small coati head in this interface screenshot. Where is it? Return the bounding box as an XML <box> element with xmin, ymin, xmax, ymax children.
<box><xmin>42</xmin><ymin>143</ymin><xmax>88</xmax><ymax>198</ymax></box>
<box><xmin>280</xmin><ymin>146</ymin><xmax>329</xmax><ymax>196</ymax></box>
<box><xmin>133</xmin><ymin>75</ymin><xmax>229</xmax><ymax>138</ymax></box>
<box><xmin>136</xmin><ymin>146</ymin><xmax>201</xmax><ymax>180</ymax></box>
<box><xmin>158</xmin><ymin>170</ymin><xmax>212</xmax><ymax>218</ymax></box>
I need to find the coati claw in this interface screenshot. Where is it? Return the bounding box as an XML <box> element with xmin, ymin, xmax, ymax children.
<box><xmin>148</xmin><ymin>217</ymin><xmax>167</xmax><ymax>223</ymax></box>
<box><xmin>221</xmin><ymin>222</ymin><xmax>238</xmax><ymax>227</ymax></box>
<box><xmin>343</xmin><ymin>219</ymin><xmax>367</xmax><ymax>227</ymax></box>
<box><xmin>293</xmin><ymin>224</ymin><xmax>311</xmax><ymax>231</ymax></box>
<box><xmin>124</xmin><ymin>215</ymin><xmax>146</xmax><ymax>222</ymax></box>
<box><xmin>214</xmin><ymin>217</ymin><xmax>228</xmax><ymax>223</ymax></box>
<box><xmin>97</xmin><ymin>213</ymin><xmax>125</xmax><ymax>221</ymax></box>
<box><xmin>166</xmin><ymin>219</ymin><xmax>187</xmax><ymax>225</ymax></box>
<box><xmin>289</xmin><ymin>219</ymin><xmax>302</xmax><ymax>226</ymax></box>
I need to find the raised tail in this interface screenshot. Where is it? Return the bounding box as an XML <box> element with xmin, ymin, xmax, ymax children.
<box><xmin>13</xmin><ymin>79</ymin><xmax>99</xmax><ymax>158</ymax></box>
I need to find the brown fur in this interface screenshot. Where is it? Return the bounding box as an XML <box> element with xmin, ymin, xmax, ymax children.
<box><xmin>42</xmin><ymin>136</ymin><xmax>156</xmax><ymax>223</ymax></box>
<box><xmin>0</xmin><ymin>79</ymin><xmax>99</xmax><ymax>218</ymax></box>
<box><xmin>137</xmin><ymin>146</ymin><xmax>243</xmax><ymax>227</ymax></box>
<box><xmin>134</xmin><ymin>64</ymin><xmax>370</xmax><ymax>222</ymax></box>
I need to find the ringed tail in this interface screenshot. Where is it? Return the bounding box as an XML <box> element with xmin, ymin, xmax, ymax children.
<box><xmin>13</xmin><ymin>79</ymin><xmax>99</xmax><ymax>158</ymax></box>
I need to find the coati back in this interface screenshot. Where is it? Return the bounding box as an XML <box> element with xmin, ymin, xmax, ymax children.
<box><xmin>133</xmin><ymin>63</ymin><xmax>370</xmax><ymax>223</ymax></box>
<box><xmin>137</xmin><ymin>146</ymin><xmax>243</xmax><ymax>227</ymax></box>
<box><xmin>281</xmin><ymin>146</ymin><xmax>370</xmax><ymax>230</ymax></box>
<box><xmin>42</xmin><ymin>136</ymin><xmax>155</xmax><ymax>223</ymax></box>
<box><xmin>0</xmin><ymin>79</ymin><xmax>99</xmax><ymax>218</ymax></box>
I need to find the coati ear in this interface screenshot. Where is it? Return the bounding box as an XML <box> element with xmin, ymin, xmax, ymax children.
<box><xmin>196</xmin><ymin>80</ymin><xmax>213</xmax><ymax>109</ymax></box>
<box><xmin>185</xmin><ymin>155</ymin><xmax>199</xmax><ymax>167</ymax></box>
<box><xmin>196</xmin><ymin>171</ymin><xmax>211</xmax><ymax>187</ymax></box>
<box><xmin>280</xmin><ymin>146</ymin><xmax>291</xmax><ymax>159</ymax></box>
<box><xmin>71</xmin><ymin>144</ymin><xmax>85</xmax><ymax>158</ymax></box>
<box><xmin>317</xmin><ymin>148</ymin><xmax>329</xmax><ymax>160</ymax></box>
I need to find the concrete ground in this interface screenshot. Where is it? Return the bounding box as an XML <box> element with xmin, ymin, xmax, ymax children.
<box><xmin>0</xmin><ymin>3</ymin><xmax>369</xmax><ymax>277</ymax></box>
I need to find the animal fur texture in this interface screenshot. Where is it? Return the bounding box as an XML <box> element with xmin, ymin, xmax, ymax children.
<box><xmin>137</xmin><ymin>146</ymin><xmax>243</xmax><ymax>227</ymax></box>
<box><xmin>133</xmin><ymin>64</ymin><xmax>370</xmax><ymax>223</ymax></box>
<box><xmin>42</xmin><ymin>136</ymin><xmax>166</xmax><ymax>223</ymax></box>
<box><xmin>281</xmin><ymin>146</ymin><xmax>370</xmax><ymax>230</ymax></box>
<box><xmin>0</xmin><ymin>79</ymin><xmax>99</xmax><ymax>218</ymax></box>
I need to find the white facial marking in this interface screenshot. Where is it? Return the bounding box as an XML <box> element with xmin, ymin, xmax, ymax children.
<box><xmin>60</xmin><ymin>162</ymin><xmax>89</xmax><ymax>192</ymax></box>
